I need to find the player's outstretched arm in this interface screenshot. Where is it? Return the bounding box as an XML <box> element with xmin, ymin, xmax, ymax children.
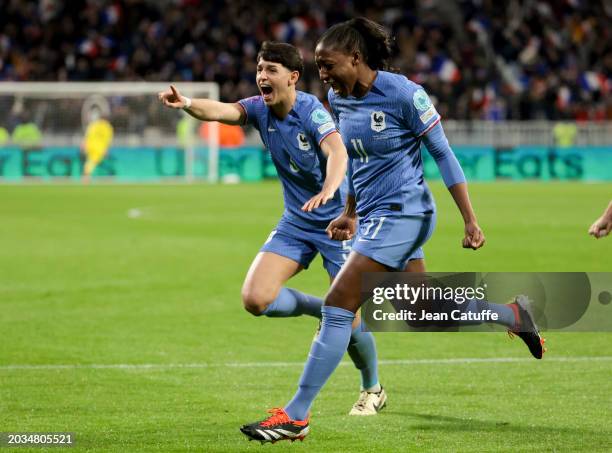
<box><xmin>422</xmin><ymin>122</ymin><xmax>485</xmax><ymax>250</ymax></box>
<box><xmin>158</xmin><ymin>85</ymin><xmax>245</xmax><ymax>125</ymax></box>
<box><xmin>588</xmin><ymin>200</ymin><xmax>612</xmax><ymax>239</ymax></box>
<box><xmin>301</xmin><ymin>132</ymin><xmax>348</xmax><ymax>212</ymax></box>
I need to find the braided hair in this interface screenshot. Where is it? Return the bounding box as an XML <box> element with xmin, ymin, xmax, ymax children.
<box><xmin>316</xmin><ymin>17</ymin><xmax>393</xmax><ymax>70</ymax></box>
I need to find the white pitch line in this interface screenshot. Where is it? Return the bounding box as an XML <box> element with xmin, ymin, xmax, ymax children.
<box><xmin>0</xmin><ymin>356</ymin><xmax>611</xmax><ymax>371</ymax></box>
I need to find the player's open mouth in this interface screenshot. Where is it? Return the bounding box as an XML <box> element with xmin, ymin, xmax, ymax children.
<box><xmin>260</xmin><ymin>85</ymin><xmax>274</xmax><ymax>101</ymax></box>
<box><xmin>326</xmin><ymin>80</ymin><xmax>342</xmax><ymax>94</ymax></box>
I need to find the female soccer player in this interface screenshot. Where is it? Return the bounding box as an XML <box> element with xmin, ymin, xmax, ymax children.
<box><xmin>159</xmin><ymin>41</ymin><xmax>391</xmax><ymax>416</ymax></box>
<box><xmin>241</xmin><ymin>19</ymin><xmax>545</xmax><ymax>443</ymax></box>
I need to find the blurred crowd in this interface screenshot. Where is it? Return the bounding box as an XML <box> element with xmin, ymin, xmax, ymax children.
<box><xmin>1</xmin><ymin>0</ymin><xmax>610</xmax><ymax>121</ymax></box>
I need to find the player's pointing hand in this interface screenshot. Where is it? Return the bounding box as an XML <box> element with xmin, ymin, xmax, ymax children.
<box><xmin>158</xmin><ymin>85</ymin><xmax>186</xmax><ymax>109</ymax></box>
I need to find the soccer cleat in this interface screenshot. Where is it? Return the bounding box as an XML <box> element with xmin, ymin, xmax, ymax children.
<box><xmin>240</xmin><ymin>408</ymin><xmax>310</xmax><ymax>443</ymax></box>
<box><xmin>349</xmin><ymin>387</ymin><xmax>387</xmax><ymax>416</ymax></box>
<box><xmin>508</xmin><ymin>295</ymin><xmax>547</xmax><ymax>359</ymax></box>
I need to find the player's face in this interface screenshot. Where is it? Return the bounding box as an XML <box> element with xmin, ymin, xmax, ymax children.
<box><xmin>256</xmin><ymin>59</ymin><xmax>296</xmax><ymax>105</ymax></box>
<box><xmin>315</xmin><ymin>44</ymin><xmax>358</xmax><ymax>98</ymax></box>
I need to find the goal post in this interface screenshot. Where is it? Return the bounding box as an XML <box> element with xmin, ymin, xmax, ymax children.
<box><xmin>0</xmin><ymin>82</ymin><xmax>220</xmax><ymax>182</ymax></box>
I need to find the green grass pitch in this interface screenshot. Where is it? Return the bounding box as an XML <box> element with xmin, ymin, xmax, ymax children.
<box><xmin>1</xmin><ymin>182</ymin><xmax>611</xmax><ymax>452</ymax></box>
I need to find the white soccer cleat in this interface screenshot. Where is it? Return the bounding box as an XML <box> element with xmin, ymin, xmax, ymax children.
<box><xmin>349</xmin><ymin>387</ymin><xmax>387</xmax><ymax>416</ymax></box>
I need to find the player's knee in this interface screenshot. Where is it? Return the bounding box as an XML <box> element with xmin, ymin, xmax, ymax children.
<box><xmin>241</xmin><ymin>287</ymin><xmax>272</xmax><ymax>316</ymax></box>
<box><xmin>324</xmin><ymin>284</ymin><xmax>352</xmax><ymax>310</ymax></box>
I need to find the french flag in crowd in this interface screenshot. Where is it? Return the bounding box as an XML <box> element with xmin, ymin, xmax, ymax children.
<box><xmin>78</xmin><ymin>39</ymin><xmax>98</xmax><ymax>57</ymax></box>
<box><xmin>104</xmin><ymin>4</ymin><xmax>121</xmax><ymax>25</ymax></box>
<box><xmin>556</xmin><ymin>85</ymin><xmax>572</xmax><ymax>109</ymax></box>
<box><xmin>109</xmin><ymin>55</ymin><xmax>127</xmax><ymax>71</ymax></box>
<box><xmin>579</xmin><ymin>72</ymin><xmax>610</xmax><ymax>93</ymax></box>
<box><xmin>432</xmin><ymin>56</ymin><xmax>461</xmax><ymax>83</ymax></box>
<box><xmin>273</xmin><ymin>17</ymin><xmax>309</xmax><ymax>42</ymax></box>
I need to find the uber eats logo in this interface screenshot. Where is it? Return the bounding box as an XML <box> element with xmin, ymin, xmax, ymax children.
<box><xmin>494</xmin><ymin>148</ymin><xmax>583</xmax><ymax>179</ymax></box>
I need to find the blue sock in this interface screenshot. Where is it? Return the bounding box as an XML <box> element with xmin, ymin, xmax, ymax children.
<box><xmin>262</xmin><ymin>288</ymin><xmax>323</xmax><ymax>318</ymax></box>
<box><xmin>459</xmin><ymin>299</ymin><xmax>516</xmax><ymax>327</ymax></box>
<box><xmin>347</xmin><ymin>324</ymin><xmax>379</xmax><ymax>390</ymax></box>
<box><xmin>263</xmin><ymin>289</ymin><xmax>380</xmax><ymax>389</ymax></box>
<box><xmin>284</xmin><ymin>306</ymin><xmax>355</xmax><ymax>421</ymax></box>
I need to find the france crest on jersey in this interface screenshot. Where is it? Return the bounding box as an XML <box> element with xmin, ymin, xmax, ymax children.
<box><xmin>328</xmin><ymin>71</ymin><xmax>440</xmax><ymax>217</ymax></box>
<box><xmin>238</xmin><ymin>91</ymin><xmax>344</xmax><ymax>227</ymax></box>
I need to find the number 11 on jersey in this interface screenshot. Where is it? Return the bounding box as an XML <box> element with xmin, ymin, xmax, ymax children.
<box><xmin>350</xmin><ymin>138</ymin><xmax>368</xmax><ymax>163</ymax></box>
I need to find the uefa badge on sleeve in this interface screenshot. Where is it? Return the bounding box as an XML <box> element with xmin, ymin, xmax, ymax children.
<box><xmin>311</xmin><ymin>108</ymin><xmax>332</xmax><ymax>124</ymax></box>
<box><xmin>370</xmin><ymin>111</ymin><xmax>386</xmax><ymax>132</ymax></box>
<box><xmin>413</xmin><ymin>89</ymin><xmax>432</xmax><ymax>111</ymax></box>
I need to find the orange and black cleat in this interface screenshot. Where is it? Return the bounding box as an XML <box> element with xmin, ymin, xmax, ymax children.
<box><xmin>240</xmin><ymin>408</ymin><xmax>310</xmax><ymax>444</ymax></box>
<box><xmin>508</xmin><ymin>295</ymin><xmax>547</xmax><ymax>359</ymax></box>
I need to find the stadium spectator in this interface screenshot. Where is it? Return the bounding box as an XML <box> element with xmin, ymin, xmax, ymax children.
<box><xmin>0</xmin><ymin>0</ymin><xmax>610</xmax><ymax>120</ymax></box>
<box><xmin>0</xmin><ymin>126</ymin><xmax>9</xmax><ymax>145</ymax></box>
<box><xmin>12</xmin><ymin>120</ymin><xmax>41</xmax><ymax>148</ymax></box>
<box><xmin>553</xmin><ymin>121</ymin><xmax>578</xmax><ymax>147</ymax></box>
<box><xmin>176</xmin><ymin>115</ymin><xmax>195</xmax><ymax>148</ymax></box>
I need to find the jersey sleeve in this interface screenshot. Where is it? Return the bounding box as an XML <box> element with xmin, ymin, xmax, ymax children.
<box><xmin>422</xmin><ymin>122</ymin><xmax>466</xmax><ymax>188</ymax></box>
<box><xmin>304</xmin><ymin>99</ymin><xmax>338</xmax><ymax>146</ymax></box>
<box><xmin>327</xmin><ymin>89</ymin><xmax>340</xmax><ymax>125</ymax></box>
<box><xmin>400</xmin><ymin>81</ymin><xmax>441</xmax><ymax>137</ymax></box>
<box><xmin>237</xmin><ymin>96</ymin><xmax>263</xmax><ymax>130</ymax></box>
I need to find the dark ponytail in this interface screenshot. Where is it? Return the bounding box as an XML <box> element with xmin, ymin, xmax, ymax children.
<box><xmin>317</xmin><ymin>17</ymin><xmax>393</xmax><ymax>70</ymax></box>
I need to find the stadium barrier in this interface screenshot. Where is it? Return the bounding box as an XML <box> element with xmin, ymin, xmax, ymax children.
<box><xmin>423</xmin><ymin>145</ymin><xmax>612</xmax><ymax>181</ymax></box>
<box><xmin>0</xmin><ymin>145</ymin><xmax>611</xmax><ymax>182</ymax></box>
<box><xmin>0</xmin><ymin>146</ymin><xmax>262</xmax><ymax>182</ymax></box>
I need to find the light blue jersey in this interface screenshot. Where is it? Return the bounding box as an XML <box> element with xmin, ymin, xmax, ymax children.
<box><xmin>239</xmin><ymin>91</ymin><xmax>344</xmax><ymax>228</ymax></box>
<box><xmin>328</xmin><ymin>71</ymin><xmax>442</xmax><ymax>217</ymax></box>
<box><xmin>328</xmin><ymin>71</ymin><xmax>466</xmax><ymax>269</ymax></box>
<box><xmin>238</xmin><ymin>91</ymin><xmax>352</xmax><ymax>276</ymax></box>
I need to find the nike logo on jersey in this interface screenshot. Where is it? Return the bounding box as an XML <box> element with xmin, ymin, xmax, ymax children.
<box><xmin>268</xmin><ymin>126</ymin><xmax>276</xmax><ymax>132</ymax></box>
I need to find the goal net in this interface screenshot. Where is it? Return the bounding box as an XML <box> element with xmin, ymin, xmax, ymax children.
<box><xmin>0</xmin><ymin>82</ymin><xmax>219</xmax><ymax>182</ymax></box>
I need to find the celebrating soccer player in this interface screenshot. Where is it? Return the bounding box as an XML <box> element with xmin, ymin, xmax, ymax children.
<box><xmin>159</xmin><ymin>41</ymin><xmax>389</xmax><ymax>419</ymax></box>
<box><xmin>240</xmin><ymin>18</ymin><xmax>546</xmax><ymax>443</ymax></box>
